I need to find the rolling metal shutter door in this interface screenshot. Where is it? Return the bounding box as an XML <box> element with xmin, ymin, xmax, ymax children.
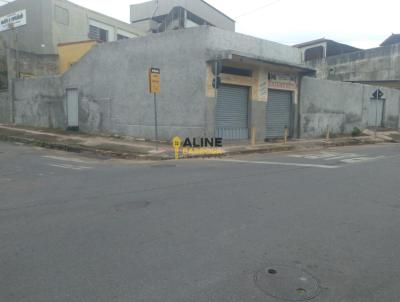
<box><xmin>216</xmin><ymin>85</ymin><xmax>249</xmax><ymax>140</ymax></box>
<box><xmin>265</xmin><ymin>90</ymin><xmax>292</xmax><ymax>139</ymax></box>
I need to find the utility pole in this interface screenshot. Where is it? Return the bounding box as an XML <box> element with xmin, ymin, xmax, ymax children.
<box><xmin>9</xmin><ymin>23</ymin><xmax>19</xmax><ymax>79</ymax></box>
<box><xmin>213</xmin><ymin>60</ymin><xmax>221</xmax><ymax>137</ymax></box>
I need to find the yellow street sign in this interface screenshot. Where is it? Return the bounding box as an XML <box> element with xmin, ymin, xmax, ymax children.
<box><xmin>149</xmin><ymin>67</ymin><xmax>161</xmax><ymax>94</ymax></box>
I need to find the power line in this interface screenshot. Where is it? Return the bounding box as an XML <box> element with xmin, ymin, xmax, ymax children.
<box><xmin>235</xmin><ymin>0</ymin><xmax>284</xmax><ymax>19</ymax></box>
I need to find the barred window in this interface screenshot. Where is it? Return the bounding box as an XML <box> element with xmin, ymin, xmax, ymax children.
<box><xmin>89</xmin><ymin>25</ymin><xmax>108</xmax><ymax>42</ymax></box>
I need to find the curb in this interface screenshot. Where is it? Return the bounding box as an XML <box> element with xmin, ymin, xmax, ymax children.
<box><xmin>0</xmin><ymin>134</ymin><xmax>161</xmax><ymax>160</ymax></box>
<box><xmin>0</xmin><ymin>133</ymin><xmax>392</xmax><ymax>161</ymax></box>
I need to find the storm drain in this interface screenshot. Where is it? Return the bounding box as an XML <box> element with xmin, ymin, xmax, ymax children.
<box><xmin>254</xmin><ymin>265</ymin><xmax>320</xmax><ymax>301</ymax></box>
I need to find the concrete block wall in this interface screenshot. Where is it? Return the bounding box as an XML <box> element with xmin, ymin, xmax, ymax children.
<box><xmin>7</xmin><ymin>49</ymin><xmax>59</xmax><ymax>78</ymax></box>
<box><xmin>300</xmin><ymin>77</ymin><xmax>400</xmax><ymax>137</ymax></box>
<box><xmin>0</xmin><ymin>91</ymin><xmax>9</xmax><ymax>123</ymax></box>
<box><xmin>310</xmin><ymin>44</ymin><xmax>400</xmax><ymax>84</ymax></box>
<box><xmin>61</xmin><ymin>27</ymin><xmax>211</xmax><ymax>139</ymax></box>
<box><xmin>14</xmin><ymin>76</ymin><xmax>65</xmax><ymax>128</ymax></box>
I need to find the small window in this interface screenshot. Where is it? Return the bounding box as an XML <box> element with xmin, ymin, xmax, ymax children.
<box><xmin>221</xmin><ymin>66</ymin><xmax>252</xmax><ymax>77</ymax></box>
<box><xmin>89</xmin><ymin>25</ymin><xmax>108</xmax><ymax>42</ymax></box>
<box><xmin>304</xmin><ymin>46</ymin><xmax>324</xmax><ymax>61</ymax></box>
<box><xmin>117</xmin><ymin>34</ymin><xmax>129</xmax><ymax>40</ymax></box>
<box><xmin>54</xmin><ymin>6</ymin><xmax>69</xmax><ymax>25</ymax></box>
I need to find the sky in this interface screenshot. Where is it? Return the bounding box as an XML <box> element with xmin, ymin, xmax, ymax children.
<box><xmin>70</xmin><ymin>0</ymin><xmax>400</xmax><ymax>49</ymax></box>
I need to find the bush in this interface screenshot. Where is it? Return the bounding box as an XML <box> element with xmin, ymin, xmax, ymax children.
<box><xmin>352</xmin><ymin>127</ymin><xmax>361</xmax><ymax>137</ymax></box>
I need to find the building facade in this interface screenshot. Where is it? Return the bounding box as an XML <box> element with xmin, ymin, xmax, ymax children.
<box><xmin>5</xmin><ymin>27</ymin><xmax>313</xmax><ymax>141</ymax></box>
<box><xmin>0</xmin><ymin>0</ymin><xmax>144</xmax><ymax>56</ymax></box>
<box><xmin>297</xmin><ymin>37</ymin><xmax>400</xmax><ymax>90</ymax></box>
<box><xmin>4</xmin><ymin>27</ymin><xmax>399</xmax><ymax>140</ymax></box>
<box><xmin>294</xmin><ymin>38</ymin><xmax>360</xmax><ymax>62</ymax></box>
<box><xmin>130</xmin><ymin>0</ymin><xmax>235</xmax><ymax>33</ymax></box>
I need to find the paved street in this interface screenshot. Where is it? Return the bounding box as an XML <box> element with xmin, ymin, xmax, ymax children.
<box><xmin>1</xmin><ymin>141</ymin><xmax>400</xmax><ymax>302</ymax></box>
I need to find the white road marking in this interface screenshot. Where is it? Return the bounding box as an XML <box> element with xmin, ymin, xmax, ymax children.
<box><xmin>288</xmin><ymin>152</ymin><xmax>338</xmax><ymax>159</ymax></box>
<box><xmin>287</xmin><ymin>152</ymin><xmax>385</xmax><ymax>164</ymax></box>
<box><xmin>340</xmin><ymin>156</ymin><xmax>385</xmax><ymax>163</ymax></box>
<box><xmin>42</xmin><ymin>155</ymin><xmax>91</xmax><ymax>164</ymax></box>
<box><xmin>48</xmin><ymin>164</ymin><xmax>92</xmax><ymax>171</ymax></box>
<box><xmin>324</xmin><ymin>154</ymin><xmax>358</xmax><ymax>160</ymax></box>
<box><xmin>211</xmin><ymin>159</ymin><xmax>340</xmax><ymax>169</ymax></box>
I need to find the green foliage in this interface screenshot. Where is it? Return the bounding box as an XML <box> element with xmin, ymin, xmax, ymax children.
<box><xmin>352</xmin><ymin>127</ymin><xmax>361</xmax><ymax>137</ymax></box>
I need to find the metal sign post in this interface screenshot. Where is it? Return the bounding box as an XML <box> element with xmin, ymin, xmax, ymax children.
<box><xmin>9</xmin><ymin>23</ymin><xmax>20</xmax><ymax>79</ymax></box>
<box><xmin>212</xmin><ymin>61</ymin><xmax>221</xmax><ymax>137</ymax></box>
<box><xmin>371</xmin><ymin>89</ymin><xmax>385</xmax><ymax>139</ymax></box>
<box><xmin>153</xmin><ymin>92</ymin><xmax>158</xmax><ymax>150</ymax></box>
<box><xmin>149</xmin><ymin>67</ymin><xmax>161</xmax><ymax>150</ymax></box>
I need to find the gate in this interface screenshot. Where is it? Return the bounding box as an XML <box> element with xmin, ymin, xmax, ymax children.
<box><xmin>66</xmin><ymin>89</ymin><xmax>79</xmax><ymax>130</ymax></box>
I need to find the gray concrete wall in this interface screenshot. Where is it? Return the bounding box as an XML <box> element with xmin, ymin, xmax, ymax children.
<box><xmin>13</xmin><ymin>76</ymin><xmax>64</xmax><ymax>128</ymax></box>
<box><xmin>206</xmin><ymin>27</ymin><xmax>303</xmax><ymax>66</ymax></box>
<box><xmin>7</xmin><ymin>48</ymin><xmax>59</xmax><ymax>78</ymax></box>
<box><xmin>60</xmin><ymin>27</ymin><xmax>210</xmax><ymax>139</ymax></box>
<box><xmin>0</xmin><ymin>42</ymin><xmax>7</xmax><ymax>90</ymax></box>
<box><xmin>300</xmin><ymin>77</ymin><xmax>400</xmax><ymax>137</ymax></box>
<box><xmin>0</xmin><ymin>90</ymin><xmax>9</xmax><ymax>123</ymax></box>
<box><xmin>311</xmin><ymin>44</ymin><xmax>400</xmax><ymax>85</ymax></box>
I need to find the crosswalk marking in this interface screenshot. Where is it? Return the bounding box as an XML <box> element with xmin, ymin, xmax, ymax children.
<box><xmin>324</xmin><ymin>154</ymin><xmax>359</xmax><ymax>161</ymax></box>
<box><xmin>288</xmin><ymin>152</ymin><xmax>358</xmax><ymax>160</ymax></box>
<box><xmin>42</xmin><ymin>155</ymin><xmax>92</xmax><ymax>164</ymax></box>
<box><xmin>48</xmin><ymin>163</ymin><xmax>93</xmax><ymax>171</ymax></box>
<box><xmin>210</xmin><ymin>159</ymin><xmax>340</xmax><ymax>169</ymax></box>
<box><xmin>42</xmin><ymin>155</ymin><xmax>96</xmax><ymax>171</ymax></box>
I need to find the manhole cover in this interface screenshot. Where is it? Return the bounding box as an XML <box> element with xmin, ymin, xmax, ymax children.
<box><xmin>254</xmin><ymin>265</ymin><xmax>320</xmax><ymax>301</ymax></box>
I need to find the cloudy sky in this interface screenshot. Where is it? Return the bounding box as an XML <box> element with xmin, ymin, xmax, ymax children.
<box><xmin>70</xmin><ymin>0</ymin><xmax>400</xmax><ymax>49</ymax></box>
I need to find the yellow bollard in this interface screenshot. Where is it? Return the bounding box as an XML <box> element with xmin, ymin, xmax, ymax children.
<box><xmin>326</xmin><ymin>126</ymin><xmax>330</xmax><ymax>140</ymax></box>
<box><xmin>251</xmin><ymin>127</ymin><xmax>256</xmax><ymax>146</ymax></box>
<box><xmin>284</xmin><ymin>127</ymin><xmax>288</xmax><ymax>144</ymax></box>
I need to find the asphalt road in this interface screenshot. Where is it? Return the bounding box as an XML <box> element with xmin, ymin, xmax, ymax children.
<box><xmin>1</xmin><ymin>142</ymin><xmax>400</xmax><ymax>302</ymax></box>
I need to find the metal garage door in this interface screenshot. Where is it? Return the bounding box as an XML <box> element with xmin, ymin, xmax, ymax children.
<box><xmin>265</xmin><ymin>90</ymin><xmax>293</xmax><ymax>139</ymax></box>
<box><xmin>367</xmin><ymin>99</ymin><xmax>384</xmax><ymax>127</ymax></box>
<box><xmin>215</xmin><ymin>85</ymin><xmax>249</xmax><ymax>140</ymax></box>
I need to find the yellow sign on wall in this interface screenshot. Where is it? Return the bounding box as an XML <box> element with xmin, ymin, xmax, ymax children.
<box><xmin>149</xmin><ymin>67</ymin><xmax>161</xmax><ymax>93</ymax></box>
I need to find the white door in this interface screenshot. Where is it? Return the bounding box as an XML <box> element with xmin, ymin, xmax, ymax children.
<box><xmin>66</xmin><ymin>89</ymin><xmax>79</xmax><ymax>129</ymax></box>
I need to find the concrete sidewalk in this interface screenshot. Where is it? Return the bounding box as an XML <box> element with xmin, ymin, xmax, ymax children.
<box><xmin>0</xmin><ymin>124</ymin><xmax>396</xmax><ymax>160</ymax></box>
